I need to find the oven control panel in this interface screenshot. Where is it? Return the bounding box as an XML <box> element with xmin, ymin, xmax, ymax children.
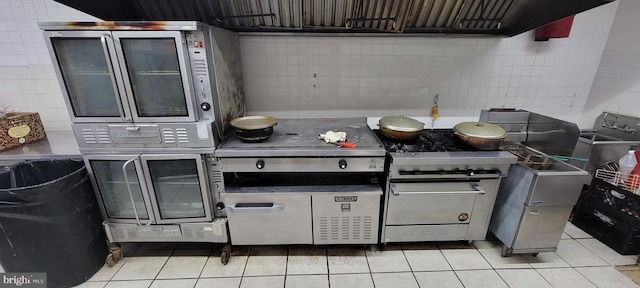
<box><xmin>72</xmin><ymin>122</ymin><xmax>216</xmax><ymax>149</ymax></box>
<box><xmin>218</xmin><ymin>157</ymin><xmax>386</xmax><ymax>173</ymax></box>
<box><xmin>208</xmin><ymin>156</ymin><xmax>226</xmax><ymax>217</ymax></box>
<box><xmin>186</xmin><ymin>30</ymin><xmax>214</xmax><ymax>122</ymax></box>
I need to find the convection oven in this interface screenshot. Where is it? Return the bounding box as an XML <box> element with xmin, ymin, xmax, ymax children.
<box><xmin>39</xmin><ymin>21</ymin><xmax>242</xmax><ymax>266</ymax></box>
<box><xmin>39</xmin><ymin>21</ymin><xmax>245</xmax><ymax>149</ymax></box>
<box><xmin>85</xmin><ymin>153</ymin><xmax>227</xmax><ymax>242</ymax></box>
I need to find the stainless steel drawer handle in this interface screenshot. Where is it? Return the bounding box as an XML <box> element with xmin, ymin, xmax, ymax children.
<box><xmin>391</xmin><ymin>184</ymin><xmax>400</xmax><ymax>196</ymax></box>
<box><xmin>473</xmin><ymin>184</ymin><xmax>486</xmax><ymax>195</ymax></box>
<box><xmin>390</xmin><ymin>184</ymin><xmax>486</xmax><ymax>196</ymax></box>
<box><xmin>226</xmin><ymin>204</ymin><xmax>284</xmax><ymax>213</ymax></box>
<box><xmin>528</xmin><ymin>210</ymin><xmax>541</xmax><ymax>215</ymax></box>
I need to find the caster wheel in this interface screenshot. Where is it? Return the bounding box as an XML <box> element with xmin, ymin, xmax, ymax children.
<box><xmin>106</xmin><ymin>253</ymin><xmax>118</xmax><ymax>267</ymax></box>
<box><xmin>500</xmin><ymin>245</ymin><xmax>512</xmax><ymax>257</ymax></box>
<box><xmin>221</xmin><ymin>245</ymin><xmax>232</xmax><ymax>265</ymax></box>
<box><xmin>112</xmin><ymin>249</ymin><xmax>123</xmax><ymax>262</ymax></box>
<box><xmin>106</xmin><ymin>243</ymin><xmax>123</xmax><ymax>266</ymax></box>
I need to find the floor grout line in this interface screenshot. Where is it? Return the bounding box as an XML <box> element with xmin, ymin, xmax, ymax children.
<box><xmin>95</xmin><ymin>224</ymin><xmax>639</xmax><ymax>288</ymax></box>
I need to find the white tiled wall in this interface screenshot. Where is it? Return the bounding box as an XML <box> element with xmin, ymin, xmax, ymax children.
<box><xmin>240</xmin><ymin>2</ymin><xmax>618</xmax><ymax>125</ymax></box>
<box><xmin>583</xmin><ymin>0</ymin><xmax>640</xmax><ymax>127</ymax></box>
<box><xmin>0</xmin><ymin>0</ymin><xmax>622</xmax><ymax>131</ymax></box>
<box><xmin>0</xmin><ymin>0</ymin><xmax>99</xmax><ymax>131</ymax></box>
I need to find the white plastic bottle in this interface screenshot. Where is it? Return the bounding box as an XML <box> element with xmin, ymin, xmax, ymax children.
<box><xmin>619</xmin><ymin>150</ymin><xmax>638</xmax><ymax>175</ymax></box>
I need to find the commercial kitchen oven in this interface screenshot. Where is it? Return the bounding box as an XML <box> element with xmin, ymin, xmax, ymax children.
<box><xmin>39</xmin><ymin>21</ymin><xmax>241</xmax><ymax>266</ymax></box>
<box><xmin>83</xmin><ymin>153</ymin><xmax>227</xmax><ymax>244</ymax></box>
<box><xmin>39</xmin><ymin>21</ymin><xmax>245</xmax><ymax>149</ymax></box>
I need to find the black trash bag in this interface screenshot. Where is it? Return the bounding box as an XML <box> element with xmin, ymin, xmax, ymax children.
<box><xmin>0</xmin><ymin>160</ymin><xmax>108</xmax><ymax>288</ymax></box>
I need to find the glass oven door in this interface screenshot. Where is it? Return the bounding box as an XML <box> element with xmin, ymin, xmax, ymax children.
<box><xmin>84</xmin><ymin>155</ymin><xmax>154</xmax><ymax>224</ymax></box>
<box><xmin>141</xmin><ymin>154</ymin><xmax>212</xmax><ymax>224</ymax></box>
<box><xmin>112</xmin><ymin>31</ymin><xmax>196</xmax><ymax>122</ymax></box>
<box><xmin>44</xmin><ymin>31</ymin><xmax>131</xmax><ymax>122</ymax></box>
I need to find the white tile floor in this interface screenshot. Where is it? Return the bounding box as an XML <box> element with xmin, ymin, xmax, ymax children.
<box><xmin>14</xmin><ymin>222</ymin><xmax>640</xmax><ymax>288</ymax></box>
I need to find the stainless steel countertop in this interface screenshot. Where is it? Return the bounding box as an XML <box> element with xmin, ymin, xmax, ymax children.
<box><xmin>215</xmin><ymin>117</ymin><xmax>386</xmax><ymax>157</ymax></box>
<box><xmin>0</xmin><ymin>130</ymin><xmax>81</xmax><ymax>161</ymax></box>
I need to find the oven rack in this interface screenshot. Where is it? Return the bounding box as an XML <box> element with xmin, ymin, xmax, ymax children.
<box><xmin>595</xmin><ymin>169</ymin><xmax>640</xmax><ymax>194</ymax></box>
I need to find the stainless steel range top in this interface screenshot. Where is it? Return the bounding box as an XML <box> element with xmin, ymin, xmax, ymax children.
<box><xmin>376</xmin><ymin>129</ymin><xmax>517</xmax><ymax>175</ymax></box>
<box><xmin>215</xmin><ymin>117</ymin><xmax>385</xmax><ymax>158</ymax></box>
<box><xmin>379</xmin><ymin>128</ymin><xmax>517</xmax><ymax>244</ymax></box>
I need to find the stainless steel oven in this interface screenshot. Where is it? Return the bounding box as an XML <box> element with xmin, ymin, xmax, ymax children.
<box><xmin>84</xmin><ymin>153</ymin><xmax>227</xmax><ymax>243</ymax></box>
<box><xmin>38</xmin><ymin>21</ymin><xmax>240</xmax><ymax>265</ymax></box>
<box><xmin>39</xmin><ymin>21</ymin><xmax>245</xmax><ymax>148</ymax></box>
<box><xmin>375</xmin><ymin>130</ymin><xmax>517</xmax><ymax>243</ymax></box>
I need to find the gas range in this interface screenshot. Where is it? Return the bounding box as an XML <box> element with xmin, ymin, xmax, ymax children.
<box><xmin>378</xmin><ymin>128</ymin><xmax>517</xmax><ymax>244</ymax></box>
<box><xmin>375</xmin><ymin>129</ymin><xmax>517</xmax><ymax>177</ymax></box>
<box><xmin>375</xmin><ymin>129</ymin><xmax>475</xmax><ymax>152</ymax></box>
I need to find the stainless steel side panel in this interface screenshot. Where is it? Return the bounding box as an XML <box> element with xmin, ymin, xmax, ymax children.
<box><xmin>525</xmin><ymin>112</ymin><xmax>581</xmax><ymax>157</ymax></box>
<box><xmin>479</xmin><ymin>109</ymin><xmax>531</xmax><ymax>124</ymax></box>
<box><xmin>312</xmin><ymin>192</ymin><xmax>381</xmax><ymax>245</ymax></box>
<box><xmin>526</xmin><ymin>168</ymin><xmax>588</xmax><ymax>206</ymax></box>
<box><xmin>512</xmin><ymin>206</ymin><xmax>572</xmax><ymax>250</ymax></box>
<box><xmin>386</xmin><ymin>182</ymin><xmax>479</xmax><ymax>225</ymax></box>
<box><xmin>222</xmin><ymin>193</ymin><xmax>312</xmax><ymax>245</ymax></box>
<box><xmin>384</xmin><ymin>225</ymin><xmax>469</xmax><ymax>242</ymax></box>
<box><xmin>570</xmin><ymin>138</ymin><xmax>640</xmax><ymax>172</ymax></box>
<box><xmin>208</xmin><ymin>26</ymin><xmax>245</xmax><ymax>139</ymax></box>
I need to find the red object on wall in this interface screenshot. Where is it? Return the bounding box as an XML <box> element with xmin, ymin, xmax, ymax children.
<box><xmin>535</xmin><ymin>15</ymin><xmax>575</xmax><ymax>41</ymax></box>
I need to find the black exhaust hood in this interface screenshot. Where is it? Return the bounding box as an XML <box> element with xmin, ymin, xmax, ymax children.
<box><xmin>54</xmin><ymin>0</ymin><xmax>614</xmax><ymax>36</ymax></box>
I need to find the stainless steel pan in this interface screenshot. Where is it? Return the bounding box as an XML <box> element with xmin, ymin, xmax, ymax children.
<box><xmin>453</xmin><ymin>122</ymin><xmax>506</xmax><ymax>150</ymax></box>
<box><xmin>230</xmin><ymin>116</ymin><xmax>277</xmax><ymax>142</ymax></box>
<box><xmin>378</xmin><ymin>115</ymin><xmax>425</xmax><ymax>140</ymax></box>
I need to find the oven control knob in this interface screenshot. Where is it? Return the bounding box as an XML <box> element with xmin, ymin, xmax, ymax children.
<box><xmin>256</xmin><ymin>160</ymin><xmax>265</xmax><ymax>169</ymax></box>
<box><xmin>200</xmin><ymin>102</ymin><xmax>211</xmax><ymax>111</ymax></box>
<box><xmin>466</xmin><ymin>169</ymin><xmax>475</xmax><ymax>176</ymax></box>
<box><xmin>339</xmin><ymin>159</ymin><xmax>348</xmax><ymax>169</ymax></box>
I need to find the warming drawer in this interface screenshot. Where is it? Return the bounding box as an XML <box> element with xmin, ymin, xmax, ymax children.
<box><xmin>222</xmin><ymin>193</ymin><xmax>312</xmax><ymax>245</ymax></box>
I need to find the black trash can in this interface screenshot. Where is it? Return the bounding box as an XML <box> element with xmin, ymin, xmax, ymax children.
<box><xmin>0</xmin><ymin>159</ymin><xmax>108</xmax><ymax>288</ymax></box>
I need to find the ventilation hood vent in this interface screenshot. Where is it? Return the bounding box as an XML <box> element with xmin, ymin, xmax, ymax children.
<box><xmin>55</xmin><ymin>0</ymin><xmax>614</xmax><ymax>36</ymax></box>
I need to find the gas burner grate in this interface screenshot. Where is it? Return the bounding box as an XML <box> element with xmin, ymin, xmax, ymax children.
<box><xmin>375</xmin><ymin>130</ymin><xmax>475</xmax><ymax>152</ymax></box>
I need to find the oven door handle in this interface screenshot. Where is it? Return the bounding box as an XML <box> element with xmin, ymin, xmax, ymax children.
<box><xmin>100</xmin><ymin>33</ymin><xmax>128</xmax><ymax>122</ymax></box>
<box><xmin>226</xmin><ymin>203</ymin><xmax>284</xmax><ymax>213</ymax></box>
<box><xmin>122</xmin><ymin>155</ymin><xmax>150</xmax><ymax>226</ymax></box>
<box><xmin>390</xmin><ymin>184</ymin><xmax>486</xmax><ymax>196</ymax></box>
